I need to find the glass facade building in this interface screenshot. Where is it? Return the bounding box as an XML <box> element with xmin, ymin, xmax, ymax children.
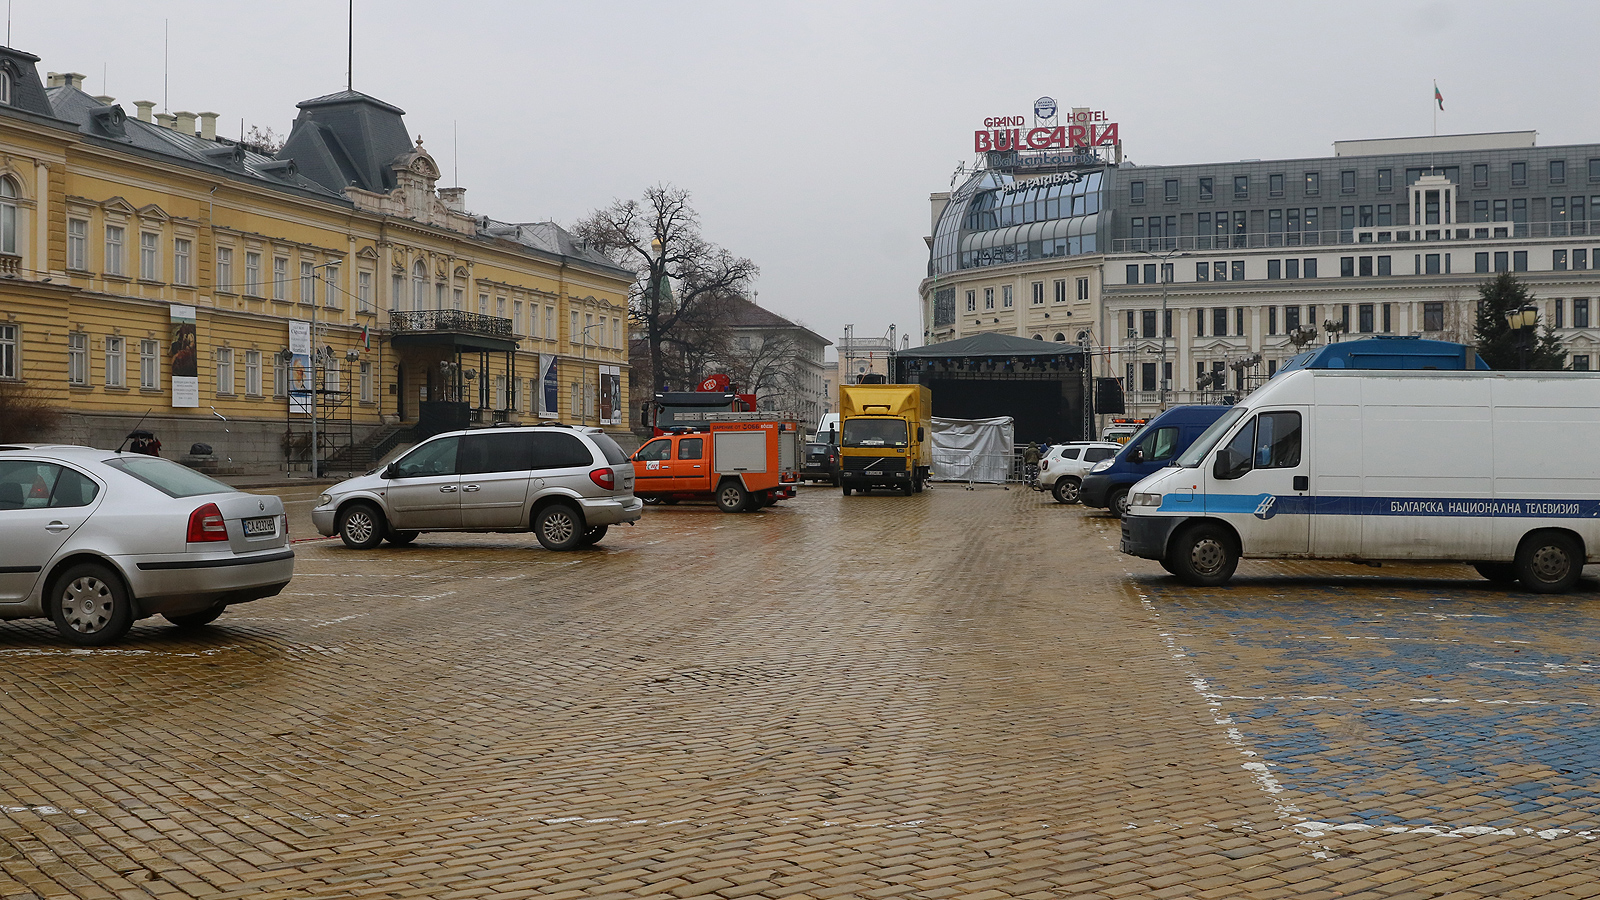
<box><xmin>932</xmin><ymin>169</ymin><xmax>1106</xmax><ymax>276</ymax></box>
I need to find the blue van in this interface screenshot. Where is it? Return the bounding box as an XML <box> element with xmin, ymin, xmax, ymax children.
<box><xmin>1080</xmin><ymin>406</ymin><xmax>1232</xmax><ymax>518</ymax></box>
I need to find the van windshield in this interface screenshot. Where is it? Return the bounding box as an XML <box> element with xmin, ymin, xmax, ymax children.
<box><xmin>843</xmin><ymin>419</ymin><xmax>907</xmax><ymax>448</ymax></box>
<box><xmin>1174</xmin><ymin>407</ymin><xmax>1247</xmax><ymax>468</ymax></box>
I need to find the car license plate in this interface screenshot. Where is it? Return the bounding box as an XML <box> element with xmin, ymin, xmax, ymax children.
<box><xmin>243</xmin><ymin>516</ymin><xmax>277</xmax><ymax>537</ymax></box>
<box><xmin>865</xmin><ymin>470</ymin><xmax>882</xmax><ymax>475</ymax></box>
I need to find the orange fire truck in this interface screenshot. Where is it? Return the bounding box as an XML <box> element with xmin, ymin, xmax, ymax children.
<box><xmin>630</xmin><ymin>413</ymin><xmax>803</xmax><ymax>512</ymax></box>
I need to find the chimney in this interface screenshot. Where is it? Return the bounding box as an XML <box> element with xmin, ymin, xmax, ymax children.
<box><xmin>92</xmin><ymin>95</ymin><xmax>115</xmax><ymax>106</ymax></box>
<box><xmin>63</xmin><ymin>73</ymin><xmax>86</xmax><ymax>90</ymax></box>
<box><xmin>155</xmin><ymin>112</ymin><xmax>176</xmax><ymax>129</ymax></box>
<box><xmin>134</xmin><ymin>101</ymin><xmax>155</xmax><ymax>123</ymax></box>
<box><xmin>439</xmin><ymin>186</ymin><xmax>467</xmax><ymax>213</ymax></box>
<box><xmin>174</xmin><ymin>111</ymin><xmax>197</xmax><ymax>136</ymax></box>
<box><xmin>198</xmin><ymin>112</ymin><xmax>218</xmax><ymax>141</ymax></box>
<box><xmin>45</xmin><ymin>72</ymin><xmax>63</xmax><ymax>88</ymax></box>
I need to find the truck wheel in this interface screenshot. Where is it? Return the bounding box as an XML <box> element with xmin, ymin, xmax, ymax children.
<box><xmin>49</xmin><ymin>563</ymin><xmax>134</xmax><ymax>646</ymax></box>
<box><xmin>337</xmin><ymin>502</ymin><xmax>385</xmax><ymax>550</ymax></box>
<box><xmin>717</xmin><ymin>481</ymin><xmax>750</xmax><ymax>513</ymax></box>
<box><xmin>1107</xmin><ymin>487</ymin><xmax>1131</xmax><ymax>519</ymax></box>
<box><xmin>534</xmin><ymin>503</ymin><xmax>584</xmax><ymax>551</ymax></box>
<box><xmin>1052</xmin><ymin>477</ymin><xmax>1081</xmax><ymax>505</ymax></box>
<box><xmin>1472</xmin><ymin>562</ymin><xmax>1518</xmax><ymax>584</ymax></box>
<box><xmin>841</xmin><ymin>485</ymin><xmax>851</xmax><ymax>496</ymax></box>
<box><xmin>1515</xmin><ymin>531</ymin><xmax>1584</xmax><ymax>593</ymax></box>
<box><xmin>1167</xmin><ymin>522</ymin><xmax>1238</xmax><ymax>587</ymax></box>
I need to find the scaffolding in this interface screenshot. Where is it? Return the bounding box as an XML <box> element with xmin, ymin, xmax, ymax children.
<box><xmin>284</xmin><ymin>381</ymin><xmax>353</xmax><ymax>476</ymax></box>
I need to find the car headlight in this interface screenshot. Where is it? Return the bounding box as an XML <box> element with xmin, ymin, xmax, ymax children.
<box><xmin>317</xmin><ymin>493</ymin><xmax>332</xmax><ymax>507</ymax></box>
<box><xmin>1091</xmin><ymin>458</ymin><xmax>1114</xmax><ymax>473</ymax></box>
<box><xmin>1133</xmin><ymin>492</ymin><xmax>1163</xmax><ymax>507</ymax></box>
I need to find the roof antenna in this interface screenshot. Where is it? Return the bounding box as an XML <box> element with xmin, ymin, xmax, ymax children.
<box><xmin>347</xmin><ymin>0</ymin><xmax>353</xmax><ymax>91</ymax></box>
<box><xmin>453</xmin><ymin>119</ymin><xmax>458</xmax><ymax>186</ymax></box>
<box><xmin>162</xmin><ymin>19</ymin><xmax>169</xmax><ymax>112</ymax></box>
<box><xmin>8</xmin><ymin>0</ymin><xmax>12</xmax><ymax>47</ymax></box>
<box><xmin>116</xmin><ymin>409</ymin><xmax>153</xmax><ymax>454</ymax></box>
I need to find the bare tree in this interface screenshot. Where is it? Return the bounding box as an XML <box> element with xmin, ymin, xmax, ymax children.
<box><xmin>0</xmin><ymin>381</ymin><xmax>61</xmax><ymax>443</ymax></box>
<box><xmin>244</xmin><ymin>125</ymin><xmax>285</xmax><ymax>155</ymax></box>
<box><xmin>713</xmin><ymin>329</ymin><xmax>806</xmax><ymax>411</ymax></box>
<box><xmin>574</xmin><ymin>185</ymin><xmax>758</xmax><ymax>392</ymax></box>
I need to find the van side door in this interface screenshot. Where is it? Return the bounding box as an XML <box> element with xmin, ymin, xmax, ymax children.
<box><xmin>384</xmin><ymin>436</ymin><xmax>462</xmax><ymax>529</ymax></box>
<box><xmin>1203</xmin><ymin>409</ymin><xmax>1310</xmax><ymax>556</ymax></box>
<box><xmin>458</xmin><ymin>432</ymin><xmax>536</xmax><ymax>529</ymax></box>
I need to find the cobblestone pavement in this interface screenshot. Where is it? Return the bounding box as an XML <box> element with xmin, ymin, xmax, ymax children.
<box><xmin>4</xmin><ymin>483</ymin><xmax>1600</xmax><ymax>899</ymax></box>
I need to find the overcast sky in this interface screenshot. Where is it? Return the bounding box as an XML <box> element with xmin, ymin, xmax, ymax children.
<box><xmin>18</xmin><ymin>0</ymin><xmax>1600</xmax><ymax>357</ymax></box>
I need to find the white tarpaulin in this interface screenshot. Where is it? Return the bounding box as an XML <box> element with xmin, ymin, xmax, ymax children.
<box><xmin>931</xmin><ymin>416</ymin><xmax>1014</xmax><ymax>483</ymax></box>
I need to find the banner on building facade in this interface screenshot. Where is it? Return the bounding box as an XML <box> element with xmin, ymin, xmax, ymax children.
<box><xmin>169</xmin><ymin>305</ymin><xmax>199</xmax><ymax>408</ymax></box>
<box><xmin>539</xmin><ymin>354</ymin><xmax>559</xmax><ymax>418</ymax></box>
<box><xmin>598</xmin><ymin>365</ymin><xmax>622</xmax><ymax>426</ymax></box>
<box><xmin>288</xmin><ymin>320</ymin><xmax>314</xmax><ymax>415</ymax></box>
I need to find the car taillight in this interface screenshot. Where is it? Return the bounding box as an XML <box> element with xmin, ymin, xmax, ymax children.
<box><xmin>589</xmin><ymin>467</ymin><xmax>616</xmax><ymax>489</ymax></box>
<box><xmin>187</xmin><ymin>503</ymin><xmax>228</xmax><ymax>543</ymax></box>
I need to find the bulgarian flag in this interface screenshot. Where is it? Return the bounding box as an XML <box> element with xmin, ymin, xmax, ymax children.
<box><xmin>359</xmin><ymin>324</ymin><xmax>370</xmax><ymax>349</ymax></box>
<box><xmin>1434</xmin><ymin>81</ymin><xmax>1444</xmax><ymax>110</ymax></box>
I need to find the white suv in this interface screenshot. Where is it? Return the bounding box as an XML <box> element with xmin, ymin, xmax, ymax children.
<box><xmin>1038</xmin><ymin>441</ymin><xmax>1121</xmax><ymax>504</ymax></box>
<box><xmin>313</xmin><ymin>424</ymin><xmax>643</xmax><ymax>551</ymax></box>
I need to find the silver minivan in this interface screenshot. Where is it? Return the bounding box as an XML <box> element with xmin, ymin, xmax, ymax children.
<box><xmin>312</xmin><ymin>425</ymin><xmax>642</xmax><ymax>551</ymax></box>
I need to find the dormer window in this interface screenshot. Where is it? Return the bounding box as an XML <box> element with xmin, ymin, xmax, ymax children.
<box><xmin>0</xmin><ymin>73</ymin><xmax>11</xmax><ymax>106</ymax></box>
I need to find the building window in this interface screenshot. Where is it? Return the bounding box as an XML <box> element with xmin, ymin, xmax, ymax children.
<box><xmin>1212</xmin><ymin>308</ymin><xmax>1228</xmax><ymax>337</ymax></box>
<box><xmin>478</xmin><ymin>292</ymin><xmax>489</xmax><ymax>316</ymax></box>
<box><xmin>245</xmin><ymin>349</ymin><xmax>262</xmax><ymax>396</ymax></box>
<box><xmin>1358</xmin><ymin>304</ymin><xmax>1374</xmax><ymax>333</ymax></box>
<box><xmin>1422</xmin><ymin>302</ymin><xmax>1444</xmax><ymax>332</ymax></box>
<box><xmin>496</xmin><ymin>296</ymin><xmax>507</xmax><ymax>318</ymax></box>
<box><xmin>1031</xmin><ymin>281</ymin><xmax>1044</xmax><ymax>305</ymax></box>
<box><xmin>103</xmin><ymin>336</ymin><xmax>124</xmax><ymax>387</ymax></box>
<box><xmin>514</xmin><ymin>299</ymin><xmax>524</xmax><ymax>333</ymax></box>
<box><xmin>1164</xmin><ymin>179</ymin><xmax>1178</xmax><ymax>202</ymax></box>
<box><xmin>104</xmin><ymin>224</ymin><xmax>125</xmax><ymax>276</ymax></box>
<box><xmin>1125</xmin><ymin>265</ymin><xmax>1138</xmax><ymax>285</ymax></box>
<box><xmin>1494</xmin><ymin>250</ymin><xmax>1509</xmax><ymax>272</ymax></box>
<box><xmin>1268</xmin><ymin>306</ymin><xmax>1278</xmax><ymax>334</ymax></box>
<box><xmin>67</xmin><ymin>218</ymin><xmax>88</xmax><ymax>270</ymax></box>
<box><xmin>1213</xmin><ymin>261</ymin><xmax>1227</xmax><ymax>282</ymax></box>
<box><xmin>570</xmin><ymin>310</ymin><xmax>579</xmax><ymax>343</ymax></box>
<box><xmin>356</xmin><ymin>271</ymin><xmax>372</xmax><ymax>312</ymax></box>
<box><xmin>1303</xmin><ymin>258</ymin><xmax>1318</xmax><ymax>279</ymax></box>
<box><xmin>1473</xmin><ymin>163</ymin><xmax>1489</xmax><ymax>187</ymax></box>
<box><xmin>1575</xmin><ymin>355</ymin><xmax>1592</xmax><ymax>371</ymax></box>
<box><xmin>1551</xmin><ymin>159</ymin><xmax>1566</xmax><ymax>185</ymax></box>
<box><xmin>1304</xmin><ymin>172</ymin><xmax>1320</xmax><ymax>196</ymax></box>
<box><xmin>0</xmin><ymin>177</ymin><xmax>16</xmax><ymax>255</ymax></box>
<box><xmin>410</xmin><ymin>261</ymin><xmax>425</xmax><ymax>311</ymax></box>
<box><xmin>1341</xmin><ymin>256</ymin><xmax>1355</xmax><ymax>278</ymax></box>
<box><xmin>360</xmin><ymin>360</ymin><xmax>373</xmax><ymax>403</ymax></box>
<box><xmin>1424</xmin><ymin>253</ymin><xmax>1441</xmax><ymax>275</ymax></box>
<box><xmin>1514</xmin><ymin>250</ymin><xmax>1528</xmax><ymax>271</ymax></box>
<box><xmin>983</xmin><ymin>287</ymin><xmax>994</xmax><ymax>309</ymax></box>
<box><xmin>271</xmin><ymin>257</ymin><xmax>287</xmax><ymax>300</ymax></box>
<box><xmin>1576</xmin><ymin>298</ymin><xmax>1591</xmax><ymax>328</ymax></box>
<box><xmin>1382</xmin><ymin>303</ymin><xmax>1392</xmax><ymax>333</ymax></box>
<box><xmin>1002</xmin><ymin>285</ymin><xmax>1013</xmax><ymax>308</ymax></box>
<box><xmin>1269</xmin><ymin>173</ymin><xmax>1284</xmax><ymax>197</ymax></box>
<box><xmin>965</xmin><ymin>290</ymin><xmax>976</xmax><ymax>312</ymax></box>
<box><xmin>139</xmin><ymin>339</ymin><xmax>158</xmax><ymax>389</ymax></box>
<box><xmin>1267</xmin><ymin>259</ymin><xmax>1281</xmax><ymax>279</ymax></box>
<box><xmin>244</xmin><ymin>251</ymin><xmax>261</xmax><ymax>295</ymax></box>
<box><xmin>1377</xmin><ymin>255</ymin><xmax>1391</xmax><ymax>276</ymax></box>
<box><xmin>1231</xmin><ymin>260</ymin><xmax>1244</xmax><ymax>281</ymax></box>
<box><xmin>1555</xmin><ymin>249</ymin><xmax>1568</xmax><ymax>271</ymax></box>
<box><xmin>1578</xmin><ymin>249</ymin><xmax>1590</xmax><ymax>270</ymax></box>
<box><xmin>1234</xmin><ymin>175</ymin><xmax>1248</xmax><ymax>199</ymax></box>
<box><xmin>67</xmin><ymin>332</ymin><xmax>87</xmax><ymax>385</ymax></box>
<box><xmin>1284</xmin><ymin>306</ymin><xmax>1301</xmax><ymax>331</ymax></box>
<box><xmin>325</xmin><ymin>266</ymin><xmax>340</xmax><ymax>307</ymax></box>
<box><xmin>1377</xmin><ymin>168</ymin><xmax>1393</xmax><ymax>192</ymax></box>
<box><xmin>1234</xmin><ymin>307</ymin><xmax>1244</xmax><ymax>336</ymax></box>
<box><xmin>453</xmin><ymin>288</ymin><xmax>464</xmax><ymax>311</ymax></box>
<box><xmin>1511</xmin><ymin>161</ymin><xmax>1526</xmax><ymax>186</ymax></box>
<box><xmin>138</xmin><ymin>232</ymin><xmax>160</xmax><ymax>281</ymax></box>
<box><xmin>545</xmin><ymin>306</ymin><xmax>554</xmax><ymax>340</ymax></box>
<box><xmin>274</xmin><ymin>354</ymin><xmax>288</xmax><ymax>397</ymax></box>
<box><xmin>1554</xmin><ymin>298</ymin><xmax>1565</xmax><ymax>328</ymax></box>
<box><xmin>1130</xmin><ymin>181</ymin><xmax>1145</xmax><ymax>203</ymax></box>
<box><xmin>1054</xmin><ymin>279</ymin><xmax>1067</xmax><ymax>303</ymax></box>
<box><xmin>1359</xmin><ymin>256</ymin><xmax>1373</xmax><ymax>277</ymax></box>
<box><xmin>1195</xmin><ymin>262</ymin><xmax>1208</xmax><ymax>282</ymax></box>
<box><xmin>1141</xmin><ymin>309</ymin><xmax>1157</xmax><ymax>338</ymax></box>
<box><xmin>1341</xmin><ymin>170</ymin><xmax>1356</xmax><ymax>193</ymax></box>
<box><xmin>1198</xmin><ymin>177</ymin><xmax>1213</xmax><ymax>201</ymax></box>
<box><xmin>390</xmin><ymin>274</ymin><xmax>403</xmax><ymax>310</ymax></box>
<box><xmin>215</xmin><ymin>246</ymin><xmax>232</xmax><ymax>291</ymax></box>
<box><xmin>216</xmin><ymin>347</ymin><xmax>234</xmax><ymax>395</ymax></box>
<box><xmin>1285</xmin><ymin>258</ymin><xmax>1300</xmax><ymax>279</ymax></box>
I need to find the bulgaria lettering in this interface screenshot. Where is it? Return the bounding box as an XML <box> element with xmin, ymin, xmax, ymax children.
<box><xmin>975</xmin><ymin>116</ymin><xmax>1119</xmax><ymax>153</ymax></box>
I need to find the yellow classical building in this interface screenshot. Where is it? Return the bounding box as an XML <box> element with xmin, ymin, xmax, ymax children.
<box><xmin>0</xmin><ymin>46</ymin><xmax>633</xmax><ymax>472</ymax></box>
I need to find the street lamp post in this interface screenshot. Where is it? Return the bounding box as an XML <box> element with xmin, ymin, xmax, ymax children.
<box><xmin>1139</xmin><ymin>246</ymin><xmax>1188</xmax><ymax>410</ymax></box>
<box><xmin>1505</xmin><ymin>303</ymin><xmax>1539</xmax><ymax>369</ymax></box>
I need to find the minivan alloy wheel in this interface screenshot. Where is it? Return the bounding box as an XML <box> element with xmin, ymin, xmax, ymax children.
<box><xmin>534</xmin><ymin>504</ymin><xmax>583</xmax><ymax>551</ymax></box>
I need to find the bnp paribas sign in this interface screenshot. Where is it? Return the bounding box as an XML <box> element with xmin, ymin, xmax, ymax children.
<box><xmin>974</xmin><ymin>102</ymin><xmax>1119</xmax><ymax>153</ymax></box>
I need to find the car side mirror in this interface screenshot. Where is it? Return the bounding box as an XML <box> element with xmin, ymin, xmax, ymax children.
<box><xmin>1129</xmin><ymin>447</ymin><xmax>1144</xmax><ymax>464</ymax></box>
<box><xmin>382</xmin><ymin>463</ymin><xmax>399</xmax><ymax>480</ymax></box>
<box><xmin>1213</xmin><ymin>449</ymin><xmax>1244</xmax><ymax>480</ymax></box>
<box><xmin>917</xmin><ymin>426</ymin><xmax>925</xmax><ymax>442</ymax></box>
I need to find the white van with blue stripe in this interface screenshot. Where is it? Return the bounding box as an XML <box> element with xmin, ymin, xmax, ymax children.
<box><xmin>1120</xmin><ymin>369</ymin><xmax>1600</xmax><ymax>593</ymax></box>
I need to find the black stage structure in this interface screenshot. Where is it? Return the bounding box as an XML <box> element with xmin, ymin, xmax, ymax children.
<box><xmin>893</xmin><ymin>333</ymin><xmax>1103</xmax><ymax>444</ymax></box>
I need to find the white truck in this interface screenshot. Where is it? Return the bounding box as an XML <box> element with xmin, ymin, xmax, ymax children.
<box><xmin>1120</xmin><ymin>369</ymin><xmax>1600</xmax><ymax>593</ymax></box>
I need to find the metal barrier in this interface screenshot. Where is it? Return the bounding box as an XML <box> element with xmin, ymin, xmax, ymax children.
<box><xmin>931</xmin><ymin>450</ymin><xmax>1016</xmax><ymax>489</ymax></box>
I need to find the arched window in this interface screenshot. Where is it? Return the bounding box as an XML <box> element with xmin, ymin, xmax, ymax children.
<box><xmin>0</xmin><ymin>177</ymin><xmax>18</xmax><ymax>255</ymax></box>
<box><xmin>1032</xmin><ymin>334</ymin><xmax>1043</xmax><ymax>341</ymax></box>
<box><xmin>1053</xmin><ymin>332</ymin><xmax>1066</xmax><ymax>342</ymax></box>
<box><xmin>411</xmin><ymin>260</ymin><xmax>426</xmax><ymax>312</ymax></box>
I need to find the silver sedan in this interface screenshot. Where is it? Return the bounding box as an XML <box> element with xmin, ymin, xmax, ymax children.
<box><xmin>0</xmin><ymin>447</ymin><xmax>294</xmax><ymax>646</ymax></box>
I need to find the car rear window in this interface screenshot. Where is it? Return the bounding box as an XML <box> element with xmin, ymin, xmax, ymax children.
<box><xmin>588</xmin><ymin>433</ymin><xmax>629</xmax><ymax>466</ymax></box>
<box><xmin>104</xmin><ymin>456</ymin><xmax>233</xmax><ymax>498</ymax></box>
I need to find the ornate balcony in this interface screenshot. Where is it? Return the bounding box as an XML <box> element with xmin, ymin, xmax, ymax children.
<box><xmin>388</xmin><ymin>309</ymin><xmax>517</xmax><ymax>353</ymax></box>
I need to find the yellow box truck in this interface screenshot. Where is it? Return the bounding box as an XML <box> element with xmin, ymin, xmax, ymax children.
<box><xmin>837</xmin><ymin>384</ymin><xmax>933</xmax><ymax>496</ymax></box>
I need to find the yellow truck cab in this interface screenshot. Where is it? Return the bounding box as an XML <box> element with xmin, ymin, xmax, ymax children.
<box><xmin>837</xmin><ymin>384</ymin><xmax>933</xmax><ymax>496</ymax></box>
